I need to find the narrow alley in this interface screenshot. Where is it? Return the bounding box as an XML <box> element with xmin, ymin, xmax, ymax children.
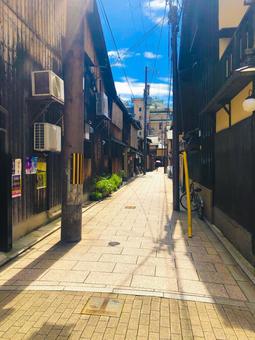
<box><xmin>0</xmin><ymin>171</ymin><xmax>254</xmax><ymax>339</ymax></box>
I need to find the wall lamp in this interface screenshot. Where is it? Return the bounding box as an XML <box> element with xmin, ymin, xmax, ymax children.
<box><xmin>243</xmin><ymin>90</ymin><xmax>255</xmax><ymax>112</ymax></box>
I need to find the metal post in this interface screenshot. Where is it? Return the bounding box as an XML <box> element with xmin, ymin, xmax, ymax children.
<box><xmin>61</xmin><ymin>0</ymin><xmax>86</xmax><ymax>242</ymax></box>
<box><xmin>143</xmin><ymin>66</ymin><xmax>148</xmax><ymax>174</ymax></box>
<box><xmin>169</xmin><ymin>3</ymin><xmax>180</xmax><ymax>211</ymax></box>
<box><xmin>164</xmin><ymin>126</ymin><xmax>168</xmax><ymax>173</ymax></box>
<box><xmin>183</xmin><ymin>151</ymin><xmax>192</xmax><ymax>238</ymax></box>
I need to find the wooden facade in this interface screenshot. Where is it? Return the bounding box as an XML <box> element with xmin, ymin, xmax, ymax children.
<box><xmin>0</xmin><ymin>0</ymin><xmax>136</xmax><ymax>249</ymax></box>
<box><xmin>179</xmin><ymin>0</ymin><xmax>255</xmax><ymax>264</ymax></box>
<box><xmin>0</xmin><ymin>0</ymin><xmax>66</xmax><ymax>242</ymax></box>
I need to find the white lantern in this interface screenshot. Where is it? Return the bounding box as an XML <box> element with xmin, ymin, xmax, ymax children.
<box><xmin>242</xmin><ymin>95</ymin><xmax>255</xmax><ymax>113</ymax></box>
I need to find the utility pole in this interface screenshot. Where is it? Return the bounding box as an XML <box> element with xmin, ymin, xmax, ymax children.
<box><xmin>61</xmin><ymin>0</ymin><xmax>86</xmax><ymax>242</ymax></box>
<box><xmin>169</xmin><ymin>1</ymin><xmax>180</xmax><ymax>211</ymax></box>
<box><xmin>143</xmin><ymin>66</ymin><xmax>149</xmax><ymax>174</ymax></box>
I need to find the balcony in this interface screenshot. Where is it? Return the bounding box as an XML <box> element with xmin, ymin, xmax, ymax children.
<box><xmin>202</xmin><ymin>7</ymin><xmax>255</xmax><ymax>114</ymax></box>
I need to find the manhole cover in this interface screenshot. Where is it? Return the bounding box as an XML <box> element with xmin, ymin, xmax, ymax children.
<box><xmin>125</xmin><ymin>206</ymin><xmax>136</xmax><ymax>209</ymax></box>
<box><xmin>108</xmin><ymin>241</ymin><xmax>120</xmax><ymax>247</ymax></box>
<box><xmin>81</xmin><ymin>297</ymin><xmax>123</xmax><ymax>317</ymax></box>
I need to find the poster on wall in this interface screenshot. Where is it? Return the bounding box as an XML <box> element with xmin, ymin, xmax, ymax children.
<box><xmin>14</xmin><ymin>159</ymin><xmax>22</xmax><ymax>175</ymax></box>
<box><xmin>36</xmin><ymin>161</ymin><xmax>47</xmax><ymax>190</ymax></box>
<box><xmin>25</xmin><ymin>156</ymin><xmax>38</xmax><ymax>175</ymax></box>
<box><xmin>12</xmin><ymin>158</ymin><xmax>22</xmax><ymax>198</ymax></box>
<box><xmin>12</xmin><ymin>175</ymin><xmax>22</xmax><ymax>198</ymax></box>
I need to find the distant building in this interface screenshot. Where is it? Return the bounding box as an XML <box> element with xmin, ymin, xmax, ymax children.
<box><xmin>147</xmin><ymin>101</ymin><xmax>172</xmax><ymax>170</ymax></box>
<box><xmin>132</xmin><ymin>98</ymin><xmax>145</xmax><ymax>139</ymax></box>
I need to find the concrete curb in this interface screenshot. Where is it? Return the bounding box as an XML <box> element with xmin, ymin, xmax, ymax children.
<box><xmin>205</xmin><ymin>219</ymin><xmax>255</xmax><ymax>285</ymax></box>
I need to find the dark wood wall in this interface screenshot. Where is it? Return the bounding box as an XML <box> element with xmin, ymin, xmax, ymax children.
<box><xmin>179</xmin><ymin>0</ymin><xmax>218</xmax><ymax>188</ymax></box>
<box><xmin>0</xmin><ymin>0</ymin><xmax>66</xmax><ymax>226</ymax></box>
<box><xmin>215</xmin><ymin>115</ymin><xmax>255</xmax><ymax>237</ymax></box>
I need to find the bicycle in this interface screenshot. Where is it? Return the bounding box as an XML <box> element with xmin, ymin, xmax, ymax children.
<box><xmin>180</xmin><ymin>181</ymin><xmax>204</xmax><ymax>219</ymax></box>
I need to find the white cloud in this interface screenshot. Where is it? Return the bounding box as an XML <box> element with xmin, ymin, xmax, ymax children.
<box><xmin>108</xmin><ymin>48</ymin><xmax>141</xmax><ymax>62</ymax></box>
<box><xmin>158</xmin><ymin>76</ymin><xmax>171</xmax><ymax>83</ymax></box>
<box><xmin>115</xmin><ymin>80</ymin><xmax>172</xmax><ymax>101</ymax></box>
<box><xmin>120</xmin><ymin>76</ymin><xmax>138</xmax><ymax>83</ymax></box>
<box><xmin>148</xmin><ymin>0</ymin><xmax>166</xmax><ymax>10</ymax></box>
<box><xmin>144</xmin><ymin>0</ymin><xmax>168</xmax><ymax>24</ymax></box>
<box><xmin>144</xmin><ymin>51</ymin><xmax>162</xmax><ymax>59</ymax></box>
<box><xmin>111</xmin><ymin>61</ymin><xmax>125</xmax><ymax>68</ymax></box>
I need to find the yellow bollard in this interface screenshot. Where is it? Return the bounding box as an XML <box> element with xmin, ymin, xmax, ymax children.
<box><xmin>183</xmin><ymin>151</ymin><xmax>192</xmax><ymax>238</ymax></box>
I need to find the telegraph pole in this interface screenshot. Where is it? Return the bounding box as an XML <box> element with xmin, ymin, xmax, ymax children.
<box><xmin>143</xmin><ymin>66</ymin><xmax>149</xmax><ymax>174</ymax></box>
<box><xmin>169</xmin><ymin>2</ymin><xmax>180</xmax><ymax>211</ymax></box>
<box><xmin>61</xmin><ymin>0</ymin><xmax>86</xmax><ymax>242</ymax></box>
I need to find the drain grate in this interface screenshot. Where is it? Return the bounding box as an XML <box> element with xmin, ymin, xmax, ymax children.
<box><xmin>108</xmin><ymin>241</ymin><xmax>120</xmax><ymax>247</ymax></box>
<box><xmin>81</xmin><ymin>297</ymin><xmax>123</xmax><ymax>317</ymax></box>
<box><xmin>125</xmin><ymin>205</ymin><xmax>136</xmax><ymax>209</ymax></box>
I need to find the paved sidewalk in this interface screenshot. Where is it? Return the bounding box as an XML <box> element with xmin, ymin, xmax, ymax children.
<box><xmin>0</xmin><ymin>170</ymin><xmax>254</xmax><ymax>308</ymax></box>
<box><xmin>0</xmin><ymin>290</ymin><xmax>254</xmax><ymax>340</ymax></box>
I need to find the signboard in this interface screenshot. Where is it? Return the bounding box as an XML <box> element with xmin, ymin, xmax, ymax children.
<box><xmin>12</xmin><ymin>175</ymin><xmax>22</xmax><ymax>198</ymax></box>
<box><xmin>14</xmin><ymin>159</ymin><xmax>22</xmax><ymax>175</ymax></box>
<box><xmin>12</xmin><ymin>158</ymin><xmax>22</xmax><ymax>198</ymax></box>
<box><xmin>36</xmin><ymin>161</ymin><xmax>47</xmax><ymax>190</ymax></box>
<box><xmin>25</xmin><ymin>156</ymin><xmax>38</xmax><ymax>175</ymax></box>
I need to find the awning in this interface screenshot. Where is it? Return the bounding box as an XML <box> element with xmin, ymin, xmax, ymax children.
<box><xmin>111</xmin><ymin>137</ymin><xmax>127</xmax><ymax>148</ymax></box>
<box><xmin>201</xmin><ymin>70</ymin><xmax>255</xmax><ymax>115</ymax></box>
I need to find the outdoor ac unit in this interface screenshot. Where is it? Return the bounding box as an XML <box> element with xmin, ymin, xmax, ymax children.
<box><xmin>32</xmin><ymin>70</ymin><xmax>64</xmax><ymax>103</ymax></box>
<box><xmin>96</xmin><ymin>92</ymin><xmax>109</xmax><ymax>118</ymax></box>
<box><xmin>34</xmin><ymin>123</ymin><xmax>61</xmax><ymax>152</ymax></box>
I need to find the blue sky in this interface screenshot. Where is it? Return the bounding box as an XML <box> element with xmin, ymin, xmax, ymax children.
<box><xmin>98</xmin><ymin>0</ymin><xmax>171</xmax><ymax>106</ymax></box>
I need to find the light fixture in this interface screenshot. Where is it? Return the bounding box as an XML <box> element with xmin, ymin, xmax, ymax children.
<box><xmin>236</xmin><ymin>48</ymin><xmax>255</xmax><ymax>73</ymax></box>
<box><xmin>242</xmin><ymin>90</ymin><xmax>255</xmax><ymax>112</ymax></box>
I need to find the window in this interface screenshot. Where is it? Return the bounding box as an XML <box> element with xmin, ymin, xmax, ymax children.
<box><xmin>139</xmin><ymin>107</ymin><xmax>142</xmax><ymax>112</ymax></box>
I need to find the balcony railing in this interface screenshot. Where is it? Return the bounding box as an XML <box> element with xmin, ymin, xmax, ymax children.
<box><xmin>216</xmin><ymin>7</ymin><xmax>254</xmax><ymax>96</ymax></box>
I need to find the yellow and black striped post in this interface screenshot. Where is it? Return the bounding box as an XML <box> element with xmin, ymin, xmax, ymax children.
<box><xmin>71</xmin><ymin>153</ymin><xmax>84</xmax><ymax>185</ymax></box>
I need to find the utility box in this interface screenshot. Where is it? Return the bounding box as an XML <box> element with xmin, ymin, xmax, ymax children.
<box><xmin>34</xmin><ymin>123</ymin><xmax>62</xmax><ymax>152</ymax></box>
<box><xmin>32</xmin><ymin>70</ymin><xmax>64</xmax><ymax>103</ymax></box>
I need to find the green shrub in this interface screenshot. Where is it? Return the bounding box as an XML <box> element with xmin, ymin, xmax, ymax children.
<box><xmin>90</xmin><ymin>191</ymin><xmax>103</xmax><ymax>201</ymax></box>
<box><xmin>96</xmin><ymin>179</ymin><xmax>113</xmax><ymax>197</ymax></box>
<box><xmin>91</xmin><ymin>173</ymin><xmax>123</xmax><ymax>200</ymax></box>
<box><xmin>108</xmin><ymin>178</ymin><xmax>118</xmax><ymax>191</ymax></box>
<box><xmin>110</xmin><ymin>174</ymin><xmax>122</xmax><ymax>188</ymax></box>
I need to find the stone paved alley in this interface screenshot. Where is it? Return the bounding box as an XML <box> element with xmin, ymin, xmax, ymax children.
<box><xmin>0</xmin><ymin>170</ymin><xmax>254</xmax><ymax>339</ymax></box>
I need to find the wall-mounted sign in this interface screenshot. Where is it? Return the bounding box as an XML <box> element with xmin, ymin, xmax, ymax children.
<box><xmin>14</xmin><ymin>159</ymin><xmax>22</xmax><ymax>175</ymax></box>
<box><xmin>25</xmin><ymin>156</ymin><xmax>38</xmax><ymax>175</ymax></box>
<box><xmin>12</xmin><ymin>158</ymin><xmax>22</xmax><ymax>198</ymax></box>
<box><xmin>12</xmin><ymin>175</ymin><xmax>22</xmax><ymax>198</ymax></box>
<box><xmin>36</xmin><ymin>160</ymin><xmax>47</xmax><ymax>190</ymax></box>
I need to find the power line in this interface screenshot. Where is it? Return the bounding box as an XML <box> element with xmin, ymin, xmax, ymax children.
<box><xmin>139</xmin><ymin>0</ymin><xmax>149</xmax><ymax>53</ymax></box>
<box><xmin>150</xmin><ymin>1</ymin><xmax>168</xmax><ymax>84</ymax></box>
<box><xmin>98</xmin><ymin>0</ymin><xmax>134</xmax><ymax>98</ymax></box>
<box><xmin>126</xmin><ymin>18</ymin><xmax>165</xmax><ymax>54</ymax></box>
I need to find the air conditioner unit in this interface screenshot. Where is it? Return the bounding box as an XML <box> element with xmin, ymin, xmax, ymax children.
<box><xmin>32</xmin><ymin>70</ymin><xmax>64</xmax><ymax>103</ymax></box>
<box><xmin>34</xmin><ymin>123</ymin><xmax>61</xmax><ymax>152</ymax></box>
<box><xmin>96</xmin><ymin>92</ymin><xmax>109</xmax><ymax>118</ymax></box>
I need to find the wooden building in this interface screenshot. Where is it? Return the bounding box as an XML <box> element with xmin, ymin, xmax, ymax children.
<box><xmin>179</xmin><ymin>0</ymin><xmax>255</xmax><ymax>264</ymax></box>
<box><xmin>0</xmin><ymin>0</ymin><xmax>133</xmax><ymax>250</ymax></box>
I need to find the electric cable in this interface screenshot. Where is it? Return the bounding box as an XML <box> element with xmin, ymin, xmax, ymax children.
<box><xmin>98</xmin><ymin>0</ymin><xmax>134</xmax><ymax>98</ymax></box>
<box><xmin>126</xmin><ymin>18</ymin><xmax>165</xmax><ymax>54</ymax></box>
<box><xmin>150</xmin><ymin>1</ymin><xmax>168</xmax><ymax>84</ymax></box>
